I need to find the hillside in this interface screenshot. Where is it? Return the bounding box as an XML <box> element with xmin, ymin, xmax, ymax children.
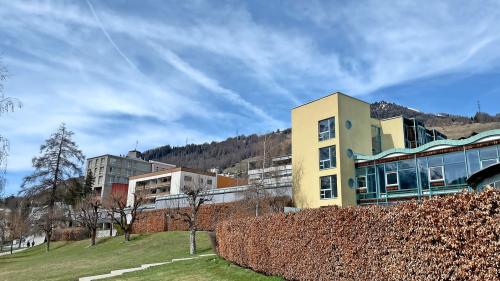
<box><xmin>143</xmin><ymin>101</ymin><xmax>500</xmax><ymax>172</ymax></box>
<box><xmin>143</xmin><ymin>129</ymin><xmax>291</xmax><ymax>173</ymax></box>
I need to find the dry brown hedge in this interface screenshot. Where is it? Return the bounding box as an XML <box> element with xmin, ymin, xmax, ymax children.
<box><xmin>132</xmin><ymin>197</ymin><xmax>292</xmax><ymax>234</ymax></box>
<box><xmin>217</xmin><ymin>189</ymin><xmax>500</xmax><ymax>281</ymax></box>
<box><xmin>52</xmin><ymin>227</ymin><xmax>89</xmax><ymax>241</ymax></box>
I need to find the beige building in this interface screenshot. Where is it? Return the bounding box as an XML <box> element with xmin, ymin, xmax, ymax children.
<box><xmin>291</xmin><ymin>92</ymin><xmax>446</xmax><ymax>208</ymax></box>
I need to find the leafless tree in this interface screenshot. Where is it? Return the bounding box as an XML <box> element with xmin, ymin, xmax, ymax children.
<box><xmin>75</xmin><ymin>195</ymin><xmax>101</xmax><ymax>246</ymax></box>
<box><xmin>0</xmin><ymin>58</ymin><xmax>21</xmax><ymax>196</ymax></box>
<box><xmin>105</xmin><ymin>192</ymin><xmax>143</xmax><ymax>241</ymax></box>
<box><xmin>20</xmin><ymin>124</ymin><xmax>84</xmax><ymax>251</ymax></box>
<box><xmin>0</xmin><ymin>209</ymin><xmax>8</xmax><ymax>251</ymax></box>
<box><xmin>178</xmin><ymin>179</ymin><xmax>213</xmax><ymax>255</ymax></box>
<box><xmin>291</xmin><ymin>159</ymin><xmax>307</xmax><ymax>208</ymax></box>
<box><xmin>11</xmin><ymin>205</ymin><xmax>30</xmax><ymax>249</ymax></box>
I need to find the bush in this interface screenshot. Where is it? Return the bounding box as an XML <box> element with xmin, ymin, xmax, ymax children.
<box><xmin>52</xmin><ymin>227</ymin><xmax>89</xmax><ymax>241</ymax></box>
<box><xmin>217</xmin><ymin>189</ymin><xmax>500</xmax><ymax>281</ymax></box>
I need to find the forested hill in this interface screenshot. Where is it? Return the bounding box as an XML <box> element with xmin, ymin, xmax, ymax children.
<box><xmin>143</xmin><ymin>101</ymin><xmax>500</xmax><ymax>171</ymax></box>
<box><xmin>142</xmin><ymin>129</ymin><xmax>291</xmax><ymax>171</ymax></box>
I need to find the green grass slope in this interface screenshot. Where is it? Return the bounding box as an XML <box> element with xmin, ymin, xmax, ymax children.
<box><xmin>0</xmin><ymin>231</ymin><xmax>212</xmax><ymax>281</ymax></box>
<box><xmin>109</xmin><ymin>256</ymin><xmax>283</xmax><ymax>281</ymax></box>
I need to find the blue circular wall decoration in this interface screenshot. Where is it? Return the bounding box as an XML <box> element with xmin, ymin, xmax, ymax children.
<box><xmin>345</xmin><ymin>120</ymin><xmax>352</xmax><ymax>129</ymax></box>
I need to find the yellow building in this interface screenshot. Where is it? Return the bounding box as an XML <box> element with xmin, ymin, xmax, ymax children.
<box><xmin>291</xmin><ymin>92</ymin><xmax>446</xmax><ymax>208</ymax></box>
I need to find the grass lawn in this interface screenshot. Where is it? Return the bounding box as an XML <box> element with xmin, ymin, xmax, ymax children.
<box><xmin>0</xmin><ymin>231</ymin><xmax>214</xmax><ymax>281</ymax></box>
<box><xmin>109</xmin><ymin>256</ymin><xmax>283</xmax><ymax>281</ymax></box>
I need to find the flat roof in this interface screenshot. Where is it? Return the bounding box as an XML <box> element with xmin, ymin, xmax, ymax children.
<box><xmin>291</xmin><ymin>91</ymin><xmax>370</xmax><ymax>110</ymax></box>
<box><xmin>87</xmin><ymin>154</ymin><xmax>150</xmax><ymax>163</ymax></box>
<box><xmin>129</xmin><ymin>167</ymin><xmax>216</xmax><ymax>180</ymax></box>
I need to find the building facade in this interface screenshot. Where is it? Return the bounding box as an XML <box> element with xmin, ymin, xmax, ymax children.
<box><xmin>127</xmin><ymin>167</ymin><xmax>217</xmax><ymax>206</ymax></box>
<box><xmin>291</xmin><ymin>92</ymin><xmax>452</xmax><ymax>208</ymax></box>
<box><xmin>355</xmin><ymin>130</ymin><xmax>500</xmax><ymax>205</ymax></box>
<box><xmin>247</xmin><ymin>155</ymin><xmax>292</xmax><ymax>186</ymax></box>
<box><xmin>86</xmin><ymin>151</ymin><xmax>152</xmax><ymax>199</ymax></box>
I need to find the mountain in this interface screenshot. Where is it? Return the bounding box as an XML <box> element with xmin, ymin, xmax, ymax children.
<box><xmin>143</xmin><ymin>101</ymin><xmax>500</xmax><ymax>172</ymax></box>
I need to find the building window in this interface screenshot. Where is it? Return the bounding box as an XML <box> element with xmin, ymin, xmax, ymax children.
<box><xmin>318</xmin><ymin>117</ymin><xmax>335</xmax><ymax>141</ymax></box>
<box><xmin>320</xmin><ymin>175</ymin><xmax>337</xmax><ymax>199</ymax></box>
<box><xmin>319</xmin><ymin>146</ymin><xmax>336</xmax><ymax>170</ymax></box>
<box><xmin>385</xmin><ymin>171</ymin><xmax>398</xmax><ymax>186</ymax></box>
<box><xmin>184</xmin><ymin>176</ymin><xmax>192</xmax><ymax>182</ymax></box>
<box><xmin>429</xmin><ymin>166</ymin><xmax>444</xmax><ymax>182</ymax></box>
<box><xmin>357</xmin><ymin>176</ymin><xmax>367</xmax><ymax>188</ymax></box>
<box><xmin>207</xmin><ymin>179</ymin><xmax>213</xmax><ymax>185</ymax></box>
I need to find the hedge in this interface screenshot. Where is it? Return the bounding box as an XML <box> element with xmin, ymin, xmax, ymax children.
<box><xmin>132</xmin><ymin>196</ymin><xmax>292</xmax><ymax>234</ymax></box>
<box><xmin>52</xmin><ymin>227</ymin><xmax>90</xmax><ymax>241</ymax></box>
<box><xmin>216</xmin><ymin>189</ymin><xmax>500</xmax><ymax>281</ymax></box>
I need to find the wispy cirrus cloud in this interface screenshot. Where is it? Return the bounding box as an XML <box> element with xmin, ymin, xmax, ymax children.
<box><xmin>2</xmin><ymin>0</ymin><xmax>500</xmax><ymax>195</ymax></box>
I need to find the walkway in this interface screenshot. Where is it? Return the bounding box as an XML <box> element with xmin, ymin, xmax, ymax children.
<box><xmin>79</xmin><ymin>253</ymin><xmax>217</xmax><ymax>281</ymax></box>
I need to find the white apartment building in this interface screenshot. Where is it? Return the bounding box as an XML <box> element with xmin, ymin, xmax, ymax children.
<box><xmin>127</xmin><ymin>167</ymin><xmax>217</xmax><ymax>206</ymax></box>
<box><xmin>248</xmin><ymin>155</ymin><xmax>292</xmax><ymax>186</ymax></box>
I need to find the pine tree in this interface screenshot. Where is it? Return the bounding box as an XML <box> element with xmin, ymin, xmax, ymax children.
<box><xmin>20</xmin><ymin>124</ymin><xmax>84</xmax><ymax>252</ymax></box>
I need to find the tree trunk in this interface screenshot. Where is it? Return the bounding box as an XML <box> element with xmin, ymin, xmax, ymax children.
<box><xmin>91</xmin><ymin>228</ymin><xmax>96</xmax><ymax>246</ymax></box>
<box><xmin>18</xmin><ymin>233</ymin><xmax>22</xmax><ymax>249</ymax></box>
<box><xmin>124</xmin><ymin>230</ymin><xmax>130</xmax><ymax>241</ymax></box>
<box><xmin>10</xmin><ymin>239</ymin><xmax>13</xmax><ymax>254</ymax></box>
<box><xmin>45</xmin><ymin>232</ymin><xmax>51</xmax><ymax>252</ymax></box>
<box><xmin>189</xmin><ymin>228</ymin><xmax>196</xmax><ymax>255</ymax></box>
<box><xmin>255</xmin><ymin>198</ymin><xmax>260</xmax><ymax>217</ymax></box>
<box><xmin>109</xmin><ymin>222</ymin><xmax>113</xmax><ymax>237</ymax></box>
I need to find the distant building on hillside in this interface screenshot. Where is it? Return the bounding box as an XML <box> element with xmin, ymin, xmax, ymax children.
<box><xmin>86</xmin><ymin>151</ymin><xmax>153</xmax><ymax>199</ymax></box>
<box><xmin>248</xmin><ymin>155</ymin><xmax>292</xmax><ymax>186</ymax></box>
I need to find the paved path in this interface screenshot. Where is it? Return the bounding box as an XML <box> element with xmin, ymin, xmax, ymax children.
<box><xmin>0</xmin><ymin>247</ymin><xmax>28</xmax><ymax>256</ymax></box>
<box><xmin>79</xmin><ymin>254</ymin><xmax>217</xmax><ymax>281</ymax></box>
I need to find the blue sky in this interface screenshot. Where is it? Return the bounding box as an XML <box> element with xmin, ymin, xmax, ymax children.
<box><xmin>1</xmin><ymin>0</ymin><xmax>500</xmax><ymax>195</ymax></box>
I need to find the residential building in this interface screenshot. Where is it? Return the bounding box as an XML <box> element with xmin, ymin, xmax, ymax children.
<box><xmin>291</xmin><ymin>92</ymin><xmax>459</xmax><ymax>208</ymax></box>
<box><xmin>86</xmin><ymin>151</ymin><xmax>152</xmax><ymax>199</ymax></box>
<box><xmin>127</xmin><ymin>167</ymin><xmax>217</xmax><ymax>206</ymax></box>
<box><xmin>248</xmin><ymin>155</ymin><xmax>292</xmax><ymax>186</ymax></box>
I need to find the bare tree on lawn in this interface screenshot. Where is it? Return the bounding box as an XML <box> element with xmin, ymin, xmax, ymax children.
<box><xmin>20</xmin><ymin>124</ymin><xmax>84</xmax><ymax>252</ymax></box>
<box><xmin>75</xmin><ymin>195</ymin><xmax>101</xmax><ymax>246</ymax></box>
<box><xmin>105</xmin><ymin>192</ymin><xmax>143</xmax><ymax>241</ymax></box>
<box><xmin>0</xmin><ymin>209</ymin><xmax>7</xmax><ymax>251</ymax></box>
<box><xmin>11</xmin><ymin>203</ymin><xmax>30</xmax><ymax>249</ymax></box>
<box><xmin>178</xmin><ymin>178</ymin><xmax>213</xmax><ymax>255</ymax></box>
<box><xmin>0</xmin><ymin>58</ymin><xmax>21</xmax><ymax>196</ymax></box>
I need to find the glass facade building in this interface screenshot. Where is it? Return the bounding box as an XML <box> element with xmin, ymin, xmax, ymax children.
<box><xmin>355</xmin><ymin>132</ymin><xmax>500</xmax><ymax>205</ymax></box>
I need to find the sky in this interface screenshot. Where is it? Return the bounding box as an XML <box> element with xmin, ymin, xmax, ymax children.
<box><xmin>1</xmin><ymin>0</ymin><xmax>500</xmax><ymax>195</ymax></box>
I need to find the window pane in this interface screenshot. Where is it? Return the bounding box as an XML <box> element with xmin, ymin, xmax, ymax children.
<box><xmin>385</xmin><ymin>162</ymin><xmax>397</xmax><ymax>172</ymax></box>
<box><xmin>356</xmin><ymin>167</ymin><xmax>367</xmax><ymax>176</ymax></box>
<box><xmin>399</xmin><ymin>169</ymin><xmax>417</xmax><ymax>190</ymax></box>
<box><xmin>429</xmin><ymin>166</ymin><xmax>444</xmax><ymax>181</ymax></box>
<box><xmin>481</xmin><ymin>159</ymin><xmax>497</xmax><ymax>169</ymax></box>
<box><xmin>466</xmin><ymin>150</ymin><xmax>481</xmax><ymax>175</ymax></box>
<box><xmin>428</xmin><ymin>156</ymin><xmax>443</xmax><ymax>167</ymax></box>
<box><xmin>318</xmin><ymin>117</ymin><xmax>335</xmax><ymax>141</ymax></box>
<box><xmin>377</xmin><ymin>165</ymin><xmax>386</xmax><ymax>193</ymax></box>
<box><xmin>444</xmin><ymin>162</ymin><xmax>467</xmax><ymax>185</ymax></box>
<box><xmin>480</xmin><ymin>146</ymin><xmax>497</xmax><ymax>160</ymax></box>
<box><xmin>367</xmin><ymin>174</ymin><xmax>376</xmax><ymax>193</ymax></box>
<box><xmin>357</xmin><ymin>176</ymin><xmax>367</xmax><ymax>188</ymax></box>
<box><xmin>398</xmin><ymin>159</ymin><xmax>416</xmax><ymax>170</ymax></box>
<box><xmin>367</xmin><ymin>166</ymin><xmax>375</xmax><ymax>174</ymax></box>
<box><xmin>386</xmin><ymin>172</ymin><xmax>398</xmax><ymax>186</ymax></box>
<box><xmin>320</xmin><ymin>176</ymin><xmax>330</xmax><ymax>190</ymax></box>
<box><xmin>329</xmin><ymin>118</ymin><xmax>335</xmax><ymax>139</ymax></box>
<box><xmin>319</xmin><ymin>146</ymin><xmax>336</xmax><ymax>170</ymax></box>
<box><xmin>417</xmin><ymin>158</ymin><xmax>429</xmax><ymax>190</ymax></box>
<box><xmin>443</xmin><ymin>151</ymin><xmax>465</xmax><ymax>164</ymax></box>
